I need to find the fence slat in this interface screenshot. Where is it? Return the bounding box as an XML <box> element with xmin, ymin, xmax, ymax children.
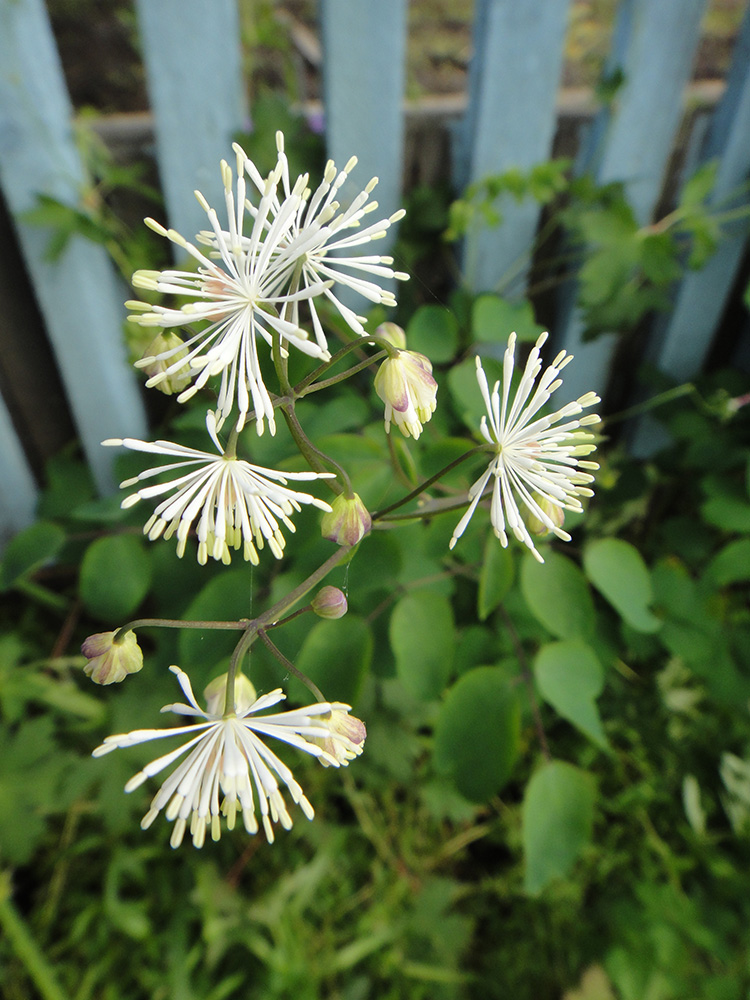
<box><xmin>134</xmin><ymin>0</ymin><xmax>248</xmax><ymax>244</ymax></box>
<box><xmin>0</xmin><ymin>0</ymin><xmax>147</xmax><ymax>495</ymax></box>
<box><xmin>461</xmin><ymin>0</ymin><xmax>570</xmax><ymax>294</ymax></box>
<box><xmin>555</xmin><ymin>0</ymin><xmax>707</xmax><ymax>405</ymax></box>
<box><xmin>320</xmin><ymin>0</ymin><xmax>408</xmax><ymax>250</ymax></box>
<box><xmin>0</xmin><ymin>397</ymin><xmax>38</xmax><ymax>544</ymax></box>
<box><xmin>651</xmin><ymin>5</ymin><xmax>750</xmax><ymax>383</ymax></box>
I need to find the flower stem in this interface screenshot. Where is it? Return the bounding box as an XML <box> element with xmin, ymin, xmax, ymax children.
<box><xmin>280</xmin><ymin>402</ymin><xmax>352</xmax><ymax>496</ymax></box>
<box><xmin>114</xmin><ymin>617</ymin><xmax>249</xmax><ymax>642</ymax></box>
<box><xmin>257</xmin><ymin>628</ymin><xmax>326</xmax><ymax>702</ymax></box>
<box><xmin>223</xmin><ymin>544</ymin><xmax>353</xmax><ymax>715</ymax></box>
<box><xmin>0</xmin><ymin>874</ymin><xmax>71</xmax><ymax>1000</ymax></box>
<box><xmin>372</xmin><ymin>446</ymin><xmax>486</xmax><ymax>521</ymax></box>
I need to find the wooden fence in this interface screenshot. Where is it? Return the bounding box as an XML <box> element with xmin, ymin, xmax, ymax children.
<box><xmin>1</xmin><ymin>0</ymin><xmax>750</xmax><ymax>545</ymax></box>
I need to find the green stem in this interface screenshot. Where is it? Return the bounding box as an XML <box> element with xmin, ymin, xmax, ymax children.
<box><xmin>258</xmin><ymin>629</ymin><xmax>326</xmax><ymax>702</ymax></box>
<box><xmin>297</xmin><ymin>351</ymin><xmax>387</xmax><ymax>397</ymax></box>
<box><xmin>372</xmin><ymin>445</ymin><xmax>486</xmax><ymax>521</ymax></box>
<box><xmin>280</xmin><ymin>402</ymin><xmax>352</xmax><ymax>496</ymax></box>
<box><xmin>602</xmin><ymin>383</ymin><xmax>696</xmax><ymax>426</ymax></box>
<box><xmin>114</xmin><ymin>617</ymin><xmax>249</xmax><ymax>642</ymax></box>
<box><xmin>0</xmin><ymin>876</ymin><xmax>71</xmax><ymax>1000</ymax></box>
<box><xmin>222</xmin><ymin>544</ymin><xmax>353</xmax><ymax>715</ymax></box>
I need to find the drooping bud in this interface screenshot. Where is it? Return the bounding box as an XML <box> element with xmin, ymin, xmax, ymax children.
<box><xmin>527</xmin><ymin>496</ymin><xmax>566</xmax><ymax>537</ymax></box>
<box><xmin>82</xmin><ymin>630</ymin><xmax>144</xmax><ymax>685</ymax></box>
<box><xmin>321</xmin><ymin>493</ymin><xmax>372</xmax><ymax>547</ymax></box>
<box><xmin>311</xmin><ymin>705</ymin><xmax>367</xmax><ymax>767</ymax></box>
<box><xmin>311</xmin><ymin>586</ymin><xmax>348</xmax><ymax>620</ymax></box>
<box><xmin>203</xmin><ymin>671</ymin><xmax>257</xmax><ymax>716</ymax></box>
<box><xmin>375</xmin><ymin>321</ymin><xmax>406</xmax><ymax>350</ymax></box>
<box><xmin>139</xmin><ymin>331</ymin><xmax>192</xmax><ymax>395</ymax></box>
<box><xmin>374</xmin><ymin>350</ymin><xmax>438</xmax><ymax>440</ymax></box>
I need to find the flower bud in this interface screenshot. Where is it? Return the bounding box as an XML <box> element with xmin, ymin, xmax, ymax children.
<box><xmin>527</xmin><ymin>496</ymin><xmax>566</xmax><ymax>537</ymax></box>
<box><xmin>311</xmin><ymin>586</ymin><xmax>348</xmax><ymax>620</ymax></box>
<box><xmin>203</xmin><ymin>671</ymin><xmax>257</xmax><ymax>716</ymax></box>
<box><xmin>321</xmin><ymin>493</ymin><xmax>372</xmax><ymax>547</ymax></box>
<box><xmin>140</xmin><ymin>331</ymin><xmax>192</xmax><ymax>395</ymax></box>
<box><xmin>374</xmin><ymin>350</ymin><xmax>438</xmax><ymax>440</ymax></box>
<box><xmin>312</xmin><ymin>705</ymin><xmax>367</xmax><ymax>767</ymax></box>
<box><xmin>82</xmin><ymin>630</ymin><xmax>143</xmax><ymax>685</ymax></box>
<box><xmin>375</xmin><ymin>321</ymin><xmax>406</xmax><ymax>350</ymax></box>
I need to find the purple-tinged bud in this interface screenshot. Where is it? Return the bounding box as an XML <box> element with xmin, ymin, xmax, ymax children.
<box><xmin>374</xmin><ymin>350</ymin><xmax>438</xmax><ymax>440</ymax></box>
<box><xmin>311</xmin><ymin>586</ymin><xmax>348</xmax><ymax>620</ymax></box>
<box><xmin>82</xmin><ymin>630</ymin><xmax>143</xmax><ymax>685</ymax></box>
<box><xmin>311</xmin><ymin>705</ymin><xmax>367</xmax><ymax>767</ymax></box>
<box><xmin>321</xmin><ymin>493</ymin><xmax>372</xmax><ymax>547</ymax></box>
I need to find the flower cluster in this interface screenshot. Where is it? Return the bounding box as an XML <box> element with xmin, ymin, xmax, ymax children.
<box><xmin>94</xmin><ymin>668</ymin><xmax>366</xmax><ymax>848</ymax></box>
<box><xmin>449</xmin><ymin>332</ymin><xmax>600</xmax><ymax>562</ymax></box>
<box><xmin>128</xmin><ymin>132</ymin><xmax>407</xmax><ymax>436</ymax></box>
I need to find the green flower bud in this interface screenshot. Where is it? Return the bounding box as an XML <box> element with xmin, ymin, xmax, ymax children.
<box><xmin>311</xmin><ymin>586</ymin><xmax>348</xmax><ymax>619</ymax></box>
<box><xmin>321</xmin><ymin>493</ymin><xmax>372</xmax><ymax>547</ymax></box>
<box><xmin>375</xmin><ymin>322</ymin><xmax>406</xmax><ymax>350</ymax></box>
<box><xmin>140</xmin><ymin>331</ymin><xmax>192</xmax><ymax>395</ymax></box>
<box><xmin>527</xmin><ymin>496</ymin><xmax>566</xmax><ymax>537</ymax></box>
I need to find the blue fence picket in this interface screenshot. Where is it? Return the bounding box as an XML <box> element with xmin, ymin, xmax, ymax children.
<box><xmin>460</xmin><ymin>0</ymin><xmax>570</xmax><ymax>295</ymax></box>
<box><xmin>650</xmin><ymin>5</ymin><xmax>750</xmax><ymax>383</ymax></box>
<box><xmin>555</xmin><ymin>0</ymin><xmax>708</xmax><ymax>405</ymax></box>
<box><xmin>134</xmin><ymin>0</ymin><xmax>248</xmax><ymax>244</ymax></box>
<box><xmin>0</xmin><ymin>0</ymin><xmax>147</xmax><ymax>496</ymax></box>
<box><xmin>319</xmin><ymin>0</ymin><xmax>408</xmax><ymax>253</ymax></box>
<box><xmin>0</xmin><ymin>398</ymin><xmax>38</xmax><ymax>543</ymax></box>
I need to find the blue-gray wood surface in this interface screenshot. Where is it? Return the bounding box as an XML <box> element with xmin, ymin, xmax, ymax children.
<box><xmin>320</xmin><ymin>0</ymin><xmax>408</xmax><ymax>253</ymax></box>
<box><xmin>461</xmin><ymin>0</ymin><xmax>570</xmax><ymax>294</ymax></box>
<box><xmin>555</xmin><ymin>0</ymin><xmax>708</xmax><ymax>405</ymax></box>
<box><xmin>134</xmin><ymin>0</ymin><xmax>248</xmax><ymax>245</ymax></box>
<box><xmin>0</xmin><ymin>397</ymin><xmax>38</xmax><ymax>542</ymax></box>
<box><xmin>0</xmin><ymin>0</ymin><xmax>147</xmax><ymax>502</ymax></box>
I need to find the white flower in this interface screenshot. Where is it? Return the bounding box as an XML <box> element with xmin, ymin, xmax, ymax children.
<box><xmin>104</xmin><ymin>414</ymin><xmax>334</xmax><ymax>565</ymax></box>
<box><xmin>374</xmin><ymin>350</ymin><xmax>438</xmax><ymax>439</ymax></box>
<box><xmin>93</xmin><ymin>667</ymin><xmax>357</xmax><ymax>848</ymax></box>
<box><xmin>230</xmin><ymin>132</ymin><xmax>409</xmax><ymax>348</ymax></box>
<box><xmin>449</xmin><ymin>333</ymin><xmax>600</xmax><ymax>562</ymax></box>
<box><xmin>128</xmin><ymin>153</ymin><xmax>332</xmax><ymax>434</ymax></box>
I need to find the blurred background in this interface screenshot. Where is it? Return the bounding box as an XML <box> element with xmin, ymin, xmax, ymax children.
<box><xmin>2</xmin><ymin>2</ymin><xmax>750</xmax><ymax>999</ymax></box>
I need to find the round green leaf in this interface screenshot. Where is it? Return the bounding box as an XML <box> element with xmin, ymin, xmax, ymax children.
<box><xmin>390</xmin><ymin>591</ymin><xmax>455</xmax><ymax>700</ymax></box>
<box><xmin>433</xmin><ymin>667</ymin><xmax>520</xmax><ymax>801</ymax></box>
<box><xmin>706</xmin><ymin>538</ymin><xmax>750</xmax><ymax>587</ymax></box>
<box><xmin>471</xmin><ymin>294</ymin><xmax>545</xmax><ymax>344</ymax></box>
<box><xmin>583</xmin><ymin>538</ymin><xmax>660</xmax><ymax>633</ymax></box>
<box><xmin>406</xmin><ymin>304</ymin><xmax>459</xmax><ymax>363</ymax></box>
<box><xmin>521</xmin><ymin>551</ymin><xmax>595</xmax><ymax>640</ymax></box>
<box><xmin>178</xmin><ymin>569</ymin><xmax>254</xmax><ymax>669</ymax></box>
<box><xmin>0</xmin><ymin>521</ymin><xmax>65</xmax><ymax>589</ymax></box>
<box><xmin>447</xmin><ymin>355</ymin><xmax>503</xmax><ymax>430</ymax></box>
<box><xmin>701</xmin><ymin>496</ymin><xmax>750</xmax><ymax>533</ymax></box>
<box><xmin>79</xmin><ymin>535</ymin><xmax>151</xmax><ymax>622</ymax></box>
<box><xmin>292</xmin><ymin>615</ymin><xmax>373</xmax><ymax>705</ymax></box>
<box><xmin>478</xmin><ymin>534</ymin><xmax>514</xmax><ymax>620</ymax></box>
<box><xmin>522</xmin><ymin>760</ymin><xmax>596</xmax><ymax>894</ymax></box>
<box><xmin>534</xmin><ymin>640</ymin><xmax>608</xmax><ymax>748</ymax></box>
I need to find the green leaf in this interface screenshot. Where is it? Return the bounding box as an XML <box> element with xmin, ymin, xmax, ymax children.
<box><xmin>447</xmin><ymin>355</ymin><xmax>503</xmax><ymax>430</ymax></box>
<box><xmin>583</xmin><ymin>538</ymin><xmax>661</xmax><ymax>633</ymax></box>
<box><xmin>178</xmin><ymin>568</ymin><xmax>254</xmax><ymax>669</ymax></box>
<box><xmin>534</xmin><ymin>641</ymin><xmax>608</xmax><ymax>748</ymax></box>
<box><xmin>478</xmin><ymin>535</ymin><xmax>514</xmax><ymax>620</ymax></box>
<box><xmin>406</xmin><ymin>304</ymin><xmax>459</xmax><ymax>363</ymax></box>
<box><xmin>521</xmin><ymin>551</ymin><xmax>595</xmax><ymax>640</ymax></box>
<box><xmin>471</xmin><ymin>294</ymin><xmax>545</xmax><ymax>345</ymax></box>
<box><xmin>292</xmin><ymin>616</ymin><xmax>373</xmax><ymax>705</ymax></box>
<box><xmin>390</xmin><ymin>591</ymin><xmax>455</xmax><ymax>700</ymax></box>
<box><xmin>79</xmin><ymin>536</ymin><xmax>152</xmax><ymax>622</ymax></box>
<box><xmin>0</xmin><ymin>521</ymin><xmax>65</xmax><ymax>589</ymax></box>
<box><xmin>706</xmin><ymin>538</ymin><xmax>750</xmax><ymax>587</ymax></box>
<box><xmin>522</xmin><ymin>760</ymin><xmax>596</xmax><ymax>894</ymax></box>
<box><xmin>433</xmin><ymin>667</ymin><xmax>520</xmax><ymax>801</ymax></box>
<box><xmin>701</xmin><ymin>496</ymin><xmax>750</xmax><ymax>533</ymax></box>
